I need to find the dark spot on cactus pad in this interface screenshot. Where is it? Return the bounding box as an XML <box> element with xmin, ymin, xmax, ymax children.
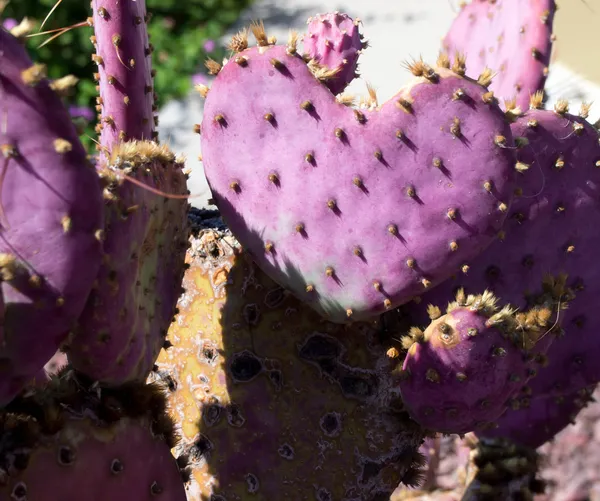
<box><xmin>243</xmin><ymin>303</ymin><xmax>261</xmax><ymax>326</ymax></box>
<box><xmin>227</xmin><ymin>403</ymin><xmax>245</xmax><ymax>427</ymax></box>
<box><xmin>157</xmin><ymin>370</ymin><xmax>177</xmax><ymax>392</ymax></box>
<box><xmin>317</xmin><ymin>358</ymin><xmax>338</xmax><ymax>376</ymax></box>
<box><xmin>268</xmin><ymin>369</ymin><xmax>283</xmax><ymax>390</ymax></box>
<box><xmin>229</xmin><ymin>351</ymin><xmax>263</xmax><ymax>382</ymax></box>
<box><xmin>203</xmin><ymin>400</ymin><xmax>223</xmax><ymax>427</ymax></box>
<box><xmin>245</xmin><ymin>473</ymin><xmax>259</xmax><ymax>493</ymax></box>
<box><xmin>360</xmin><ymin>460</ymin><xmax>384</xmax><ymax>484</ymax></box>
<box><xmin>316</xmin><ymin>488</ymin><xmax>332</xmax><ymax>501</ymax></box>
<box><xmin>320</xmin><ymin>412</ymin><xmax>341</xmax><ymax>437</ymax></box>
<box><xmin>12</xmin><ymin>453</ymin><xmax>29</xmax><ymax>470</ymax></box>
<box><xmin>298</xmin><ymin>333</ymin><xmax>343</xmax><ymax>361</ymax></box>
<box><xmin>185</xmin><ymin>434</ymin><xmax>213</xmax><ymax>463</ymax></box>
<box><xmin>278</xmin><ymin>443</ymin><xmax>295</xmax><ymax>460</ymax></box>
<box><xmin>200</xmin><ymin>344</ymin><xmax>219</xmax><ymax>365</ymax></box>
<box><xmin>11</xmin><ymin>482</ymin><xmax>27</xmax><ymax>500</ymax></box>
<box><xmin>110</xmin><ymin>458</ymin><xmax>124</xmax><ymax>474</ymax></box>
<box><xmin>572</xmin><ymin>315</ymin><xmax>586</xmax><ymax>328</ymax></box>
<box><xmin>176</xmin><ymin>454</ymin><xmax>190</xmax><ymax>470</ymax></box>
<box><xmin>57</xmin><ymin>445</ymin><xmax>75</xmax><ymax>465</ymax></box>
<box><xmin>150</xmin><ymin>481</ymin><xmax>163</xmax><ymax>495</ymax></box>
<box><xmin>339</xmin><ymin>372</ymin><xmax>377</xmax><ymax>399</ymax></box>
<box><xmin>485</xmin><ymin>265</ymin><xmax>501</xmax><ymax>282</ymax></box>
<box><xmin>264</xmin><ymin>287</ymin><xmax>286</xmax><ymax>308</ymax></box>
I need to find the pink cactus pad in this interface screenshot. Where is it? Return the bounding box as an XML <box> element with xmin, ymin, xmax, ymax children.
<box><xmin>67</xmin><ymin>141</ymin><xmax>189</xmax><ymax>385</ymax></box>
<box><xmin>398</xmin><ymin>289</ymin><xmax>555</xmax><ymax>434</ymax></box>
<box><xmin>0</xmin><ymin>29</ymin><xmax>104</xmax><ymax>406</ymax></box>
<box><xmin>442</xmin><ymin>0</ymin><xmax>556</xmax><ymax>110</ymax></box>
<box><xmin>410</xmin><ymin>103</ymin><xmax>600</xmax><ymax>445</ymax></box>
<box><xmin>0</xmin><ymin>379</ymin><xmax>187</xmax><ymax>500</ymax></box>
<box><xmin>200</xmin><ymin>41</ymin><xmax>518</xmax><ymax>323</ymax></box>
<box><xmin>91</xmin><ymin>0</ymin><xmax>157</xmax><ymax>149</ymax></box>
<box><xmin>302</xmin><ymin>12</ymin><xmax>365</xmax><ymax>94</ymax></box>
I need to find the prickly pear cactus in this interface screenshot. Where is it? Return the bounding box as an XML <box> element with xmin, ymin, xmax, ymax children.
<box><xmin>200</xmin><ymin>22</ymin><xmax>519</xmax><ymax>324</ymax></box>
<box><xmin>0</xmin><ymin>375</ymin><xmax>187</xmax><ymax>500</ymax></box>
<box><xmin>406</xmin><ymin>95</ymin><xmax>600</xmax><ymax>445</ymax></box>
<box><xmin>65</xmin><ymin>0</ymin><xmax>190</xmax><ymax>385</ymax></box>
<box><xmin>302</xmin><ymin>12</ymin><xmax>366</xmax><ymax>94</ymax></box>
<box><xmin>150</xmin><ymin>210</ymin><xmax>427</xmax><ymax>500</ymax></box>
<box><xmin>66</xmin><ymin>141</ymin><xmax>189</xmax><ymax>385</ymax></box>
<box><xmin>0</xmin><ymin>28</ymin><xmax>104</xmax><ymax>406</ymax></box>
<box><xmin>398</xmin><ymin>280</ymin><xmax>569</xmax><ymax>435</ymax></box>
<box><xmin>442</xmin><ymin>0</ymin><xmax>556</xmax><ymax>110</ymax></box>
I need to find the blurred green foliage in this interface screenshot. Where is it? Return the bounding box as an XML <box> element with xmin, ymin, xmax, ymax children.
<box><xmin>2</xmin><ymin>0</ymin><xmax>252</xmax><ymax>146</ymax></box>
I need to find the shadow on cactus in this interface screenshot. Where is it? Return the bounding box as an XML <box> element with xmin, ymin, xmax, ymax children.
<box><xmin>151</xmin><ymin>201</ymin><xmax>430</xmax><ymax>501</ymax></box>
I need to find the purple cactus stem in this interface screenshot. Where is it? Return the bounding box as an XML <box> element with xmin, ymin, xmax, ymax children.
<box><xmin>442</xmin><ymin>0</ymin><xmax>556</xmax><ymax>110</ymax></box>
<box><xmin>302</xmin><ymin>12</ymin><xmax>365</xmax><ymax>94</ymax></box>
<box><xmin>91</xmin><ymin>0</ymin><xmax>156</xmax><ymax>150</ymax></box>
<box><xmin>0</xmin><ymin>28</ymin><xmax>104</xmax><ymax>406</ymax></box>
<box><xmin>200</xmin><ymin>40</ymin><xmax>517</xmax><ymax>323</ymax></box>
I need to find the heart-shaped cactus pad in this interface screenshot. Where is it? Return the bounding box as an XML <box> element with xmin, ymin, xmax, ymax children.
<box><xmin>200</xmin><ymin>40</ymin><xmax>517</xmax><ymax>323</ymax></box>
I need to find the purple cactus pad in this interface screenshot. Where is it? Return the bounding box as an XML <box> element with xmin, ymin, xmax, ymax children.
<box><xmin>0</xmin><ymin>28</ymin><xmax>104</xmax><ymax>406</ymax></box>
<box><xmin>442</xmin><ymin>0</ymin><xmax>556</xmax><ymax>110</ymax></box>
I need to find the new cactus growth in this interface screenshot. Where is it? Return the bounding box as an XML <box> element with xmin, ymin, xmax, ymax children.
<box><xmin>150</xmin><ymin>213</ymin><xmax>428</xmax><ymax>500</ymax></box>
<box><xmin>200</xmin><ymin>28</ymin><xmax>518</xmax><ymax>323</ymax></box>
<box><xmin>398</xmin><ymin>278</ymin><xmax>569</xmax><ymax>435</ymax></box>
<box><xmin>442</xmin><ymin>0</ymin><xmax>556</xmax><ymax>110</ymax></box>
<box><xmin>302</xmin><ymin>12</ymin><xmax>365</xmax><ymax>94</ymax></box>
<box><xmin>0</xmin><ymin>374</ymin><xmax>187</xmax><ymax>501</ymax></box>
<box><xmin>0</xmin><ymin>28</ymin><xmax>104</xmax><ymax>406</ymax></box>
